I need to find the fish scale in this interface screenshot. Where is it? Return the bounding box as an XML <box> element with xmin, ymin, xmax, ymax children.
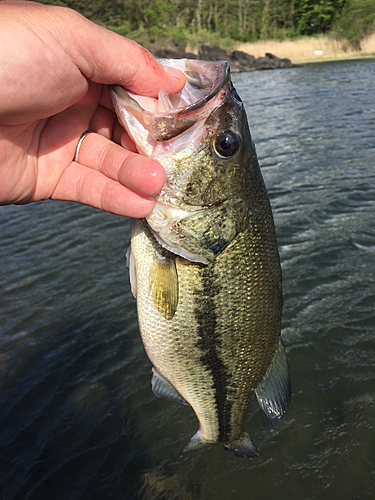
<box><xmin>111</xmin><ymin>58</ymin><xmax>291</xmax><ymax>457</ymax></box>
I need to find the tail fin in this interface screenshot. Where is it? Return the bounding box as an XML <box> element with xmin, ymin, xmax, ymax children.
<box><xmin>179</xmin><ymin>431</ymin><xmax>259</xmax><ymax>459</ymax></box>
<box><xmin>223</xmin><ymin>432</ymin><xmax>259</xmax><ymax>458</ymax></box>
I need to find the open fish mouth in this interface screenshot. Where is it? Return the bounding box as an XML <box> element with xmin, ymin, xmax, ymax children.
<box><xmin>109</xmin><ymin>59</ymin><xmax>230</xmax><ymax>146</ymax></box>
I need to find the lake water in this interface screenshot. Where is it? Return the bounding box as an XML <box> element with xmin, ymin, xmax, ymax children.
<box><xmin>1</xmin><ymin>59</ymin><xmax>374</xmax><ymax>500</ymax></box>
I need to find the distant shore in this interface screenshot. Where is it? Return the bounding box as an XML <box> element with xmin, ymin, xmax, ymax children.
<box><xmin>237</xmin><ymin>34</ymin><xmax>375</xmax><ymax>64</ymax></box>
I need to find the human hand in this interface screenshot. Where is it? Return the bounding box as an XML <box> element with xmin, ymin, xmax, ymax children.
<box><xmin>0</xmin><ymin>1</ymin><xmax>185</xmax><ymax>217</ymax></box>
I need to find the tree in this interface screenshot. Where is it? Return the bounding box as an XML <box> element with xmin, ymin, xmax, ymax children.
<box><xmin>34</xmin><ymin>0</ymin><xmax>350</xmax><ymax>45</ymax></box>
<box><xmin>294</xmin><ymin>0</ymin><xmax>345</xmax><ymax>36</ymax></box>
<box><xmin>333</xmin><ymin>0</ymin><xmax>375</xmax><ymax>50</ymax></box>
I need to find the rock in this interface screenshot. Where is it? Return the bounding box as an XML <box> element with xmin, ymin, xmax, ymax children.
<box><xmin>152</xmin><ymin>43</ymin><xmax>294</xmax><ymax>73</ymax></box>
<box><xmin>280</xmin><ymin>58</ymin><xmax>294</xmax><ymax>68</ymax></box>
<box><xmin>198</xmin><ymin>46</ymin><xmax>257</xmax><ymax>73</ymax></box>
<box><xmin>199</xmin><ymin>44</ymin><xmax>229</xmax><ymax>61</ymax></box>
<box><xmin>266</xmin><ymin>52</ymin><xmax>293</xmax><ymax>68</ymax></box>
<box><xmin>150</xmin><ymin>35</ymin><xmax>189</xmax><ymax>60</ymax></box>
<box><xmin>255</xmin><ymin>55</ymin><xmax>279</xmax><ymax>70</ymax></box>
<box><xmin>230</xmin><ymin>50</ymin><xmax>256</xmax><ymax>72</ymax></box>
<box><xmin>231</xmin><ymin>50</ymin><xmax>256</xmax><ymax>67</ymax></box>
<box><xmin>255</xmin><ymin>53</ymin><xmax>293</xmax><ymax>70</ymax></box>
<box><xmin>155</xmin><ymin>48</ymin><xmax>197</xmax><ymax>59</ymax></box>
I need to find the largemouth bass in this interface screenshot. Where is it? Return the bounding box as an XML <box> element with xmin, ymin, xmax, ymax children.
<box><xmin>110</xmin><ymin>59</ymin><xmax>291</xmax><ymax>458</ymax></box>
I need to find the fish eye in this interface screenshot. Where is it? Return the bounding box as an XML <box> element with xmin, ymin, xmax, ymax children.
<box><xmin>213</xmin><ymin>130</ymin><xmax>241</xmax><ymax>159</ymax></box>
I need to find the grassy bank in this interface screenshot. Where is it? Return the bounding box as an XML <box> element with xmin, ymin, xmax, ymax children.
<box><xmin>237</xmin><ymin>34</ymin><xmax>375</xmax><ymax>64</ymax></box>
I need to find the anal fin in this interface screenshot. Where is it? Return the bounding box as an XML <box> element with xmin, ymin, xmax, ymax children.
<box><xmin>255</xmin><ymin>338</ymin><xmax>291</xmax><ymax>425</ymax></box>
<box><xmin>151</xmin><ymin>368</ymin><xmax>189</xmax><ymax>406</ymax></box>
<box><xmin>179</xmin><ymin>431</ymin><xmax>205</xmax><ymax>457</ymax></box>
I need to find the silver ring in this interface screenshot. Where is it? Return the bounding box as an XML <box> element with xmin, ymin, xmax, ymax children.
<box><xmin>73</xmin><ymin>130</ymin><xmax>94</xmax><ymax>162</ymax></box>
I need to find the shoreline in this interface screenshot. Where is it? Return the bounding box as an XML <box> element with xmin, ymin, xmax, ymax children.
<box><xmin>237</xmin><ymin>34</ymin><xmax>375</xmax><ymax>65</ymax></box>
<box><xmin>293</xmin><ymin>54</ymin><xmax>375</xmax><ymax>65</ymax></box>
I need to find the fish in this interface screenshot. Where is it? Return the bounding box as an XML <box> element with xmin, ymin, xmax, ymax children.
<box><xmin>110</xmin><ymin>59</ymin><xmax>291</xmax><ymax>458</ymax></box>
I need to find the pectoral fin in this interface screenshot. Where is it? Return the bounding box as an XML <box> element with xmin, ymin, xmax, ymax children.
<box><xmin>151</xmin><ymin>368</ymin><xmax>189</xmax><ymax>406</ymax></box>
<box><xmin>149</xmin><ymin>255</ymin><xmax>178</xmax><ymax>320</ymax></box>
<box><xmin>255</xmin><ymin>338</ymin><xmax>291</xmax><ymax>425</ymax></box>
<box><xmin>126</xmin><ymin>246</ymin><xmax>137</xmax><ymax>298</ymax></box>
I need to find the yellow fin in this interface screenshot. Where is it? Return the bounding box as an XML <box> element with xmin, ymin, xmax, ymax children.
<box><xmin>149</xmin><ymin>255</ymin><xmax>178</xmax><ymax>320</ymax></box>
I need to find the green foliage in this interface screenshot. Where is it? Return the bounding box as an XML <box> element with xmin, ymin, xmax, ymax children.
<box><xmin>294</xmin><ymin>0</ymin><xmax>344</xmax><ymax>35</ymax></box>
<box><xmin>35</xmin><ymin>0</ymin><xmax>374</xmax><ymax>52</ymax></box>
<box><xmin>144</xmin><ymin>0</ymin><xmax>176</xmax><ymax>30</ymax></box>
<box><xmin>333</xmin><ymin>0</ymin><xmax>375</xmax><ymax>50</ymax></box>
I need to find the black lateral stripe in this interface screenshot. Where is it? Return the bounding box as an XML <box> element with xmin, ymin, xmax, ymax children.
<box><xmin>195</xmin><ymin>266</ymin><xmax>232</xmax><ymax>442</ymax></box>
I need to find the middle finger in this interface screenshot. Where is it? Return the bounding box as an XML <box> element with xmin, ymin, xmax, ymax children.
<box><xmin>76</xmin><ymin>131</ymin><xmax>165</xmax><ymax>197</ymax></box>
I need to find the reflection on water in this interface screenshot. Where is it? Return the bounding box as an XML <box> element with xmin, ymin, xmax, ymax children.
<box><xmin>1</xmin><ymin>60</ymin><xmax>375</xmax><ymax>499</ymax></box>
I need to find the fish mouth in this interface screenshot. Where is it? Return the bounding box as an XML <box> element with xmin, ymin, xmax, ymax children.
<box><xmin>110</xmin><ymin>59</ymin><xmax>230</xmax><ymax>144</ymax></box>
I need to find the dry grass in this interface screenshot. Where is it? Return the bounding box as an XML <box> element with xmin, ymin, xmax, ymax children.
<box><xmin>237</xmin><ymin>33</ymin><xmax>375</xmax><ymax>63</ymax></box>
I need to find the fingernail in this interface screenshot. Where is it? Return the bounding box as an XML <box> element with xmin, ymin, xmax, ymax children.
<box><xmin>163</xmin><ymin>65</ymin><xmax>185</xmax><ymax>80</ymax></box>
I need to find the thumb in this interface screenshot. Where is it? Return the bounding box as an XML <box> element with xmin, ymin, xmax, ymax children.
<box><xmin>59</xmin><ymin>10</ymin><xmax>186</xmax><ymax>97</ymax></box>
